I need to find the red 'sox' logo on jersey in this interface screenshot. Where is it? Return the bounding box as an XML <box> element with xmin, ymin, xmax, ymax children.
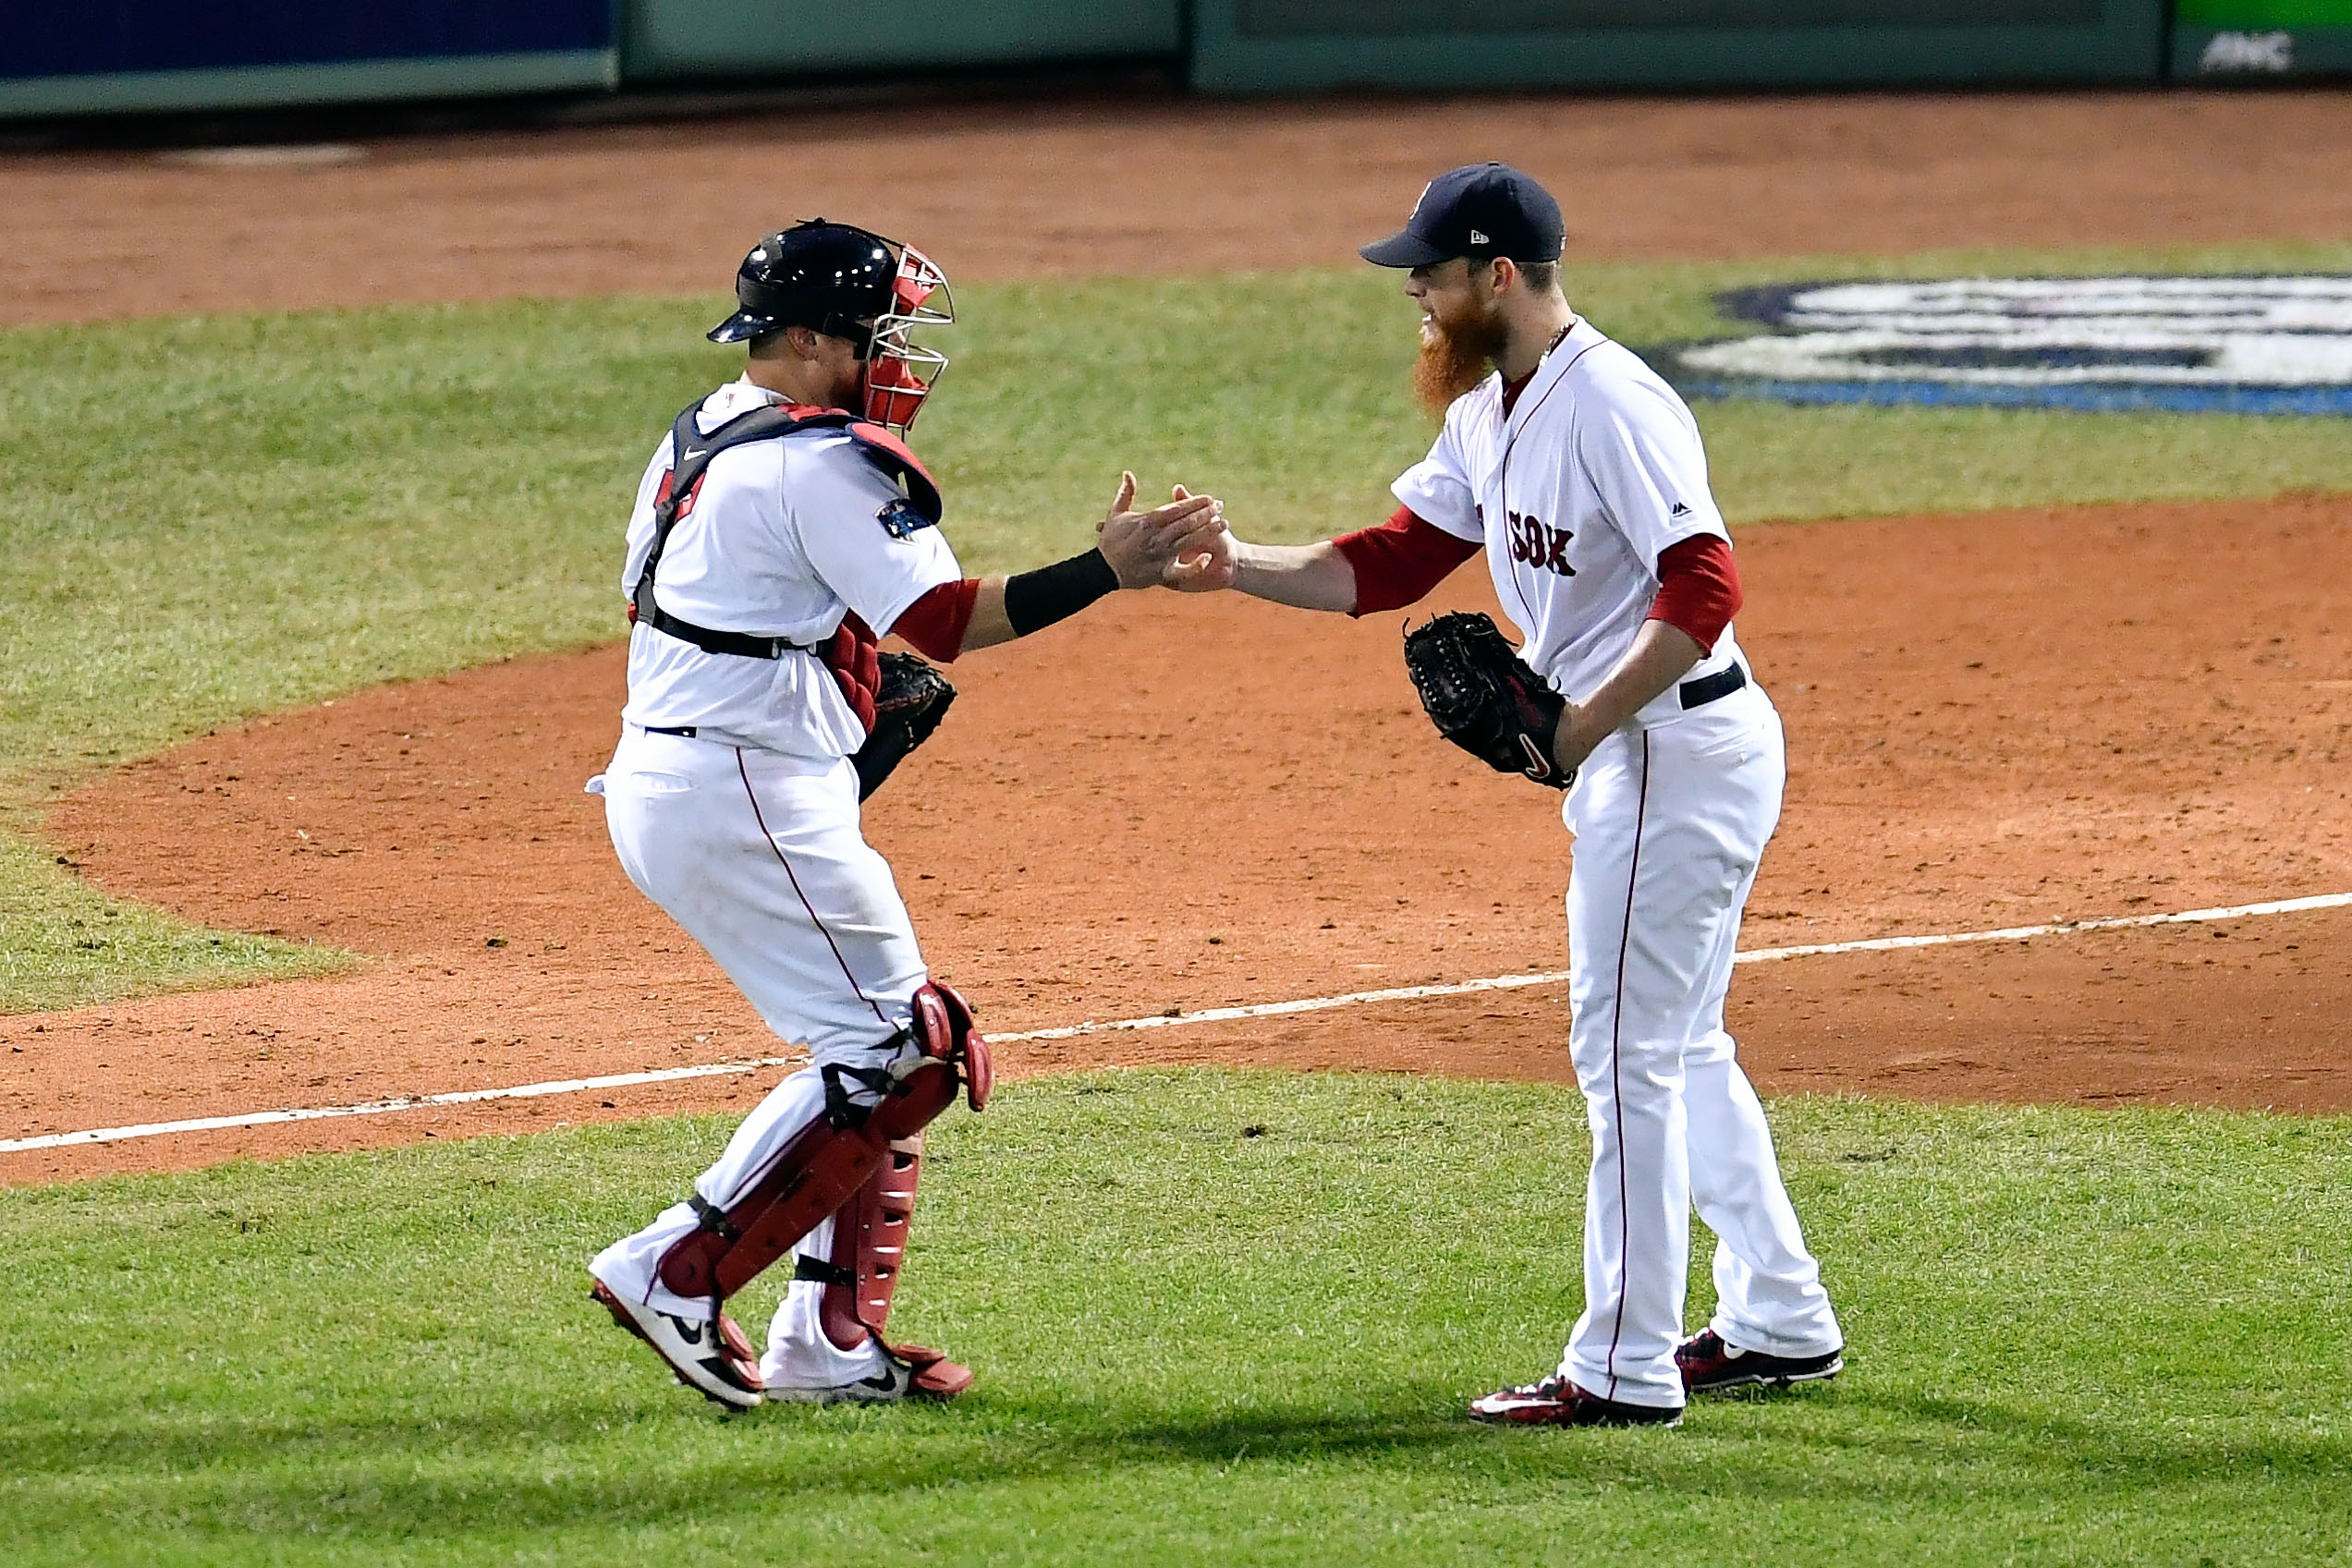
<box><xmin>1506</xmin><ymin>511</ymin><xmax>1577</xmax><ymax>577</ymax></box>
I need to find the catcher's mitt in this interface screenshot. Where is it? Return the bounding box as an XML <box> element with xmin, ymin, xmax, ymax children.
<box><xmin>1401</xmin><ymin>612</ymin><xmax>1574</xmax><ymax>789</ymax></box>
<box><xmin>852</xmin><ymin>651</ymin><xmax>956</xmax><ymax>801</ymax></box>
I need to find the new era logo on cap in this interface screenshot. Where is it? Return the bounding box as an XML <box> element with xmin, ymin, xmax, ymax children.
<box><xmin>1469</xmin><ymin>228</ymin><xmax>1490</xmax><ymax>246</ymax></box>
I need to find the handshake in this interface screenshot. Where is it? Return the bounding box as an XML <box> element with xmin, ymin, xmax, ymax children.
<box><xmin>1092</xmin><ymin>471</ymin><xmax>1238</xmax><ymax>595</ymax></box>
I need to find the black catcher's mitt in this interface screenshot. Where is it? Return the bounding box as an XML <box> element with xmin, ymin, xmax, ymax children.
<box><xmin>853</xmin><ymin>651</ymin><xmax>957</xmax><ymax>801</ymax></box>
<box><xmin>1401</xmin><ymin>612</ymin><xmax>1575</xmax><ymax>789</ymax></box>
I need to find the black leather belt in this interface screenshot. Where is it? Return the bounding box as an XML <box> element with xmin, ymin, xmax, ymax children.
<box><xmin>1678</xmin><ymin>662</ymin><xmax>1748</xmax><ymax>711</ymax></box>
<box><xmin>642</xmin><ymin>723</ymin><xmax>698</xmax><ymax>737</ymax></box>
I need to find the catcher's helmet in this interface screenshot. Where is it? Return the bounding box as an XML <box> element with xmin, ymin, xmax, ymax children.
<box><xmin>708</xmin><ymin>220</ymin><xmax>897</xmax><ymax>350</ymax></box>
<box><xmin>709</xmin><ymin>219</ymin><xmax>955</xmax><ymax>435</ymax></box>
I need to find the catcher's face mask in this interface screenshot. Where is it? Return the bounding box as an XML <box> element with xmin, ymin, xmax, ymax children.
<box><xmin>862</xmin><ymin>244</ymin><xmax>953</xmax><ymax>436</ymax></box>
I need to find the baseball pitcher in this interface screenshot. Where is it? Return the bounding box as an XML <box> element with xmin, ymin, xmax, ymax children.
<box><xmin>586</xmin><ymin>221</ymin><xmax>1227</xmax><ymax>1408</ymax></box>
<box><xmin>1189</xmin><ymin>164</ymin><xmax>1845</xmax><ymax>1427</ymax></box>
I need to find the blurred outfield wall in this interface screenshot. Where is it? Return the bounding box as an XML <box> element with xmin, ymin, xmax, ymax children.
<box><xmin>0</xmin><ymin>1</ymin><xmax>618</xmax><ymax>115</ymax></box>
<box><xmin>1</xmin><ymin>0</ymin><xmax>2344</xmax><ymax>120</ymax></box>
<box><xmin>2171</xmin><ymin>0</ymin><xmax>2352</xmax><ymax>75</ymax></box>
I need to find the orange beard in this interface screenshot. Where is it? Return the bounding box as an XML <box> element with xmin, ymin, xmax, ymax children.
<box><xmin>1412</xmin><ymin>299</ymin><xmax>1510</xmax><ymax>419</ymax></box>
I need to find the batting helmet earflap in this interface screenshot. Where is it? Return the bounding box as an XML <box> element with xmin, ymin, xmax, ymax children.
<box><xmin>708</xmin><ymin>220</ymin><xmax>900</xmax><ymax>351</ymax></box>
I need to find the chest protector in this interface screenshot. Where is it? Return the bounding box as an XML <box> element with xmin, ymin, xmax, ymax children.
<box><xmin>629</xmin><ymin>398</ymin><xmax>944</xmax><ymax>730</ymax></box>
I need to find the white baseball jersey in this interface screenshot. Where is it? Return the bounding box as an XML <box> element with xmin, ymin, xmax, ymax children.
<box><xmin>618</xmin><ymin>377</ymin><xmax>961</xmax><ymax>759</ymax></box>
<box><xmin>1388</xmin><ymin>317</ymin><xmax>1838</xmax><ymax>1411</ymax></box>
<box><xmin>1391</xmin><ymin>317</ymin><xmax>1745</xmax><ymax>719</ymax></box>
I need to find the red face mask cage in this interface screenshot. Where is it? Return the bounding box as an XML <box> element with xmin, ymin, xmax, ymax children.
<box><xmin>862</xmin><ymin>244</ymin><xmax>953</xmax><ymax>436</ymax></box>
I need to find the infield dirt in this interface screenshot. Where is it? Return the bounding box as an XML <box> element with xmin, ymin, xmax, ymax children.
<box><xmin>5</xmin><ymin>91</ymin><xmax>2350</xmax><ymax>1180</ymax></box>
<box><xmin>11</xmin><ymin>492</ymin><xmax>2352</xmax><ymax>1180</ymax></box>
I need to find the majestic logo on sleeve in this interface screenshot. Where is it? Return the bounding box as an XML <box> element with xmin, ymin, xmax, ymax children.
<box><xmin>1505</xmin><ymin>511</ymin><xmax>1576</xmax><ymax>577</ymax></box>
<box><xmin>1654</xmin><ymin>275</ymin><xmax>2352</xmax><ymax>416</ymax></box>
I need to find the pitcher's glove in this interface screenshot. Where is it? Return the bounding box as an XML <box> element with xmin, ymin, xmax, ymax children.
<box><xmin>1401</xmin><ymin>612</ymin><xmax>1575</xmax><ymax>789</ymax></box>
<box><xmin>852</xmin><ymin>651</ymin><xmax>957</xmax><ymax>802</ymax></box>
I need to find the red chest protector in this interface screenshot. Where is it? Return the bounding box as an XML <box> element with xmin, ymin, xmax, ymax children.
<box><xmin>630</xmin><ymin>399</ymin><xmax>943</xmax><ymax>731</ymax></box>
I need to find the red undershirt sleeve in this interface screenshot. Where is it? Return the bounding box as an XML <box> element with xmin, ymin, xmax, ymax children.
<box><xmin>889</xmin><ymin>577</ymin><xmax>981</xmax><ymax>663</ymax></box>
<box><xmin>1334</xmin><ymin>505</ymin><xmax>1484</xmax><ymax>617</ymax></box>
<box><xmin>1647</xmin><ymin>534</ymin><xmax>1743</xmax><ymax>653</ymax></box>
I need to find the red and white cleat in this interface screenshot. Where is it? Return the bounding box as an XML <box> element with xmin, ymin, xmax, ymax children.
<box><xmin>1468</xmin><ymin>1373</ymin><xmax>1682</xmax><ymax>1428</ymax></box>
<box><xmin>591</xmin><ymin>1280</ymin><xmax>764</xmax><ymax>1410</ymax></box>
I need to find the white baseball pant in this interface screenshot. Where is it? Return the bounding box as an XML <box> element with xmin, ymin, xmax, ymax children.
<box><xmin>1556</xmin><ymin>684</ymin><xmax>1842</xmax><ymax>1409</ymax></box>
<box><xmin>585</xmin><ymin>726</ymin><xmax>925</xmax><ymax>1387</ymax></box>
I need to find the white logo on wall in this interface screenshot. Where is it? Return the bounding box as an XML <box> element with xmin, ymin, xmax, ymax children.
<box><xmin>1658</xmin><ymin>276</ymin><xmax>2352</xmax><ymax>416</ymax></box>
<box><xmin>2200</xmin><ymin>30</ymin><xmax>2294</xmax><ymax>72</ymax></box>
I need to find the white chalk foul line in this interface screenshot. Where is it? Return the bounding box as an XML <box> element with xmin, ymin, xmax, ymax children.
<box><xmin>0</xmin><ymin>1057</ymin><xmax>803</xmax><ymax>1156</ymax></box>
<box><xmin>6</xmin><ymin>890</ymin><xmax>2346</xmax><ymax>1157</ymax></box>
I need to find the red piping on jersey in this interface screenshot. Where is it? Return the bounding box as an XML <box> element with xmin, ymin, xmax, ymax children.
<box><xmin>1646</xmin><ymin>534</ymin><xmax>1742</xmax><ymax>653</ymax></box>
<box><xmin>1497</xmin><ymin>337</ymin><xmax>1603</xmax><ymax>633</ymax></box>
<box><xmin>1334</xmin><ymin>506</ymin><xmax>1482</xmax><ymax>617</ymax></box>
<box><xmin>893</xmin><ymin>577</ymin><xmax>981</xmax><ymax>663</ymax></box>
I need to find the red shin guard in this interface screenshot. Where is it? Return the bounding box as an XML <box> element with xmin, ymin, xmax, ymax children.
<box><xmin>821</xmin><ymin>1135</ymin><xmax>922</xmax><ymax>1351</ymax></box>
<box><xmin>655</xmin><ymin>983</ymin><xmax>990</xmax><ymax>1306</ymax></box>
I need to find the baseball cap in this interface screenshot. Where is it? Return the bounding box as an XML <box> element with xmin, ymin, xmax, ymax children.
<box><xmin>1359</xmin><ymin>163</ymin><xmax>1566</xmax><ymax>269</ymax></box>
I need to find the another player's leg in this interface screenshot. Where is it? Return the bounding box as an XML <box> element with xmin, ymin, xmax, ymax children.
<box><xmin>1675</xmin><ymin>700</ymin><xmax>1843</xmax><ymax>1393</ymax></box>
<box><xmin>1469</xmin><ymin>727</ymin><xmax>1689</xmax><ymax>1428</ymax></box>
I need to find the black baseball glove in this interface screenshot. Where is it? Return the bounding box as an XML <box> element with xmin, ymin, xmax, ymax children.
<box><xmin>853</xmin><ymin>651</ymin><xmax>957</xmax><ymax>801</ymax></box>
<box><xmin>1401</xmin><ymin>612</ymin><xmax>1575</xmax><ymax>789</ymax></box>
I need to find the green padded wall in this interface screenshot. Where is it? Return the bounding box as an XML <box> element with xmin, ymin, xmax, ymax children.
<box><xmin>622</xmin><ymin>0</ymin><xmax>1181</xmax><ymax>80</ymax></box>
<box><xmin>1192</xmin><ymin>0</ymin><xmax>2166</xmax><ymax>91</ymax></box>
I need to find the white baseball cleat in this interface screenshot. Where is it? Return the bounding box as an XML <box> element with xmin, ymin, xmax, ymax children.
<box><xmin>765</xmin><ymin>1342</ymin><xmax>974</xmax><ymax>1405</ymax></box>
<box><xmin>591</xmin><ymin>1280</ymin><xmax>764</xmax><ymax>1410</ymax></box>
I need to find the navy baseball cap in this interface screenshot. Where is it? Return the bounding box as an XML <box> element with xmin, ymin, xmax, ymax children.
<box><xmin>1359</xmin><ymin>163</ymin><xmax>1566</xmax><ymax>269</ymax></box>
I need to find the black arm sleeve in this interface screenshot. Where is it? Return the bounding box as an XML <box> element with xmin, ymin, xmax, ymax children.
<box><xmin>1003</xmin><ymin>548</ymin><xmax>1120</xmax><ymax>638</ymax></box>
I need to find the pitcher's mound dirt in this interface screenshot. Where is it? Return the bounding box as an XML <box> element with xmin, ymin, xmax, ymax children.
<box><xmin>8</xmin><ymin>492</ymin><xmax>2352</xmax><ymax>1182</ymax></box>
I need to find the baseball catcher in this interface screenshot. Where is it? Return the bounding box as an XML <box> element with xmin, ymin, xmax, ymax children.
<box><xmin>586</xmin><ymin>220</ymin><xmax>1229</xmax><ymax>1409</ymax></box>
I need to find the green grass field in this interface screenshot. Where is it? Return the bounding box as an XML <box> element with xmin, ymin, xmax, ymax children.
<box><xmin>4</xmin><ymin>240</ymin><xmax>2350</xmax><ymax>1014</ymax></box>
<box><xmin>4</xmin><ymin>1074</ymin><xmax>2347</xmax><ymax>1566</ymax></box>
<box><xmin>8</xmin><ymin>241</ymin><xmax>2352</xmax><ymax>1566</ymax></box>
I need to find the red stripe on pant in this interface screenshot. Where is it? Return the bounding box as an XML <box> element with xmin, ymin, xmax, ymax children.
<box><xmin>1600</xmin><ymin>731</ymin><xmax>1651</xmax><ymax>1400</ymax></box>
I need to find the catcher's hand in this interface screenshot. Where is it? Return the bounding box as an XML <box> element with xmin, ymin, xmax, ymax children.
<box><xmin>853</xmin><ymin>651</ymin><xmax>956</xmax><ymax>802</ymax></box>
<box><xmin>1401</xmin><ymin>612</ymin><xmax>1575</xmax><ymax>789</ymax></box>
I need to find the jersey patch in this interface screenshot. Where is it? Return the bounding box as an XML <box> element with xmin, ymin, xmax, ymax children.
<box><xmin>877</xmin><ymin>496</ymin><xmax>935</xmax><ymax>541</ymax></box>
